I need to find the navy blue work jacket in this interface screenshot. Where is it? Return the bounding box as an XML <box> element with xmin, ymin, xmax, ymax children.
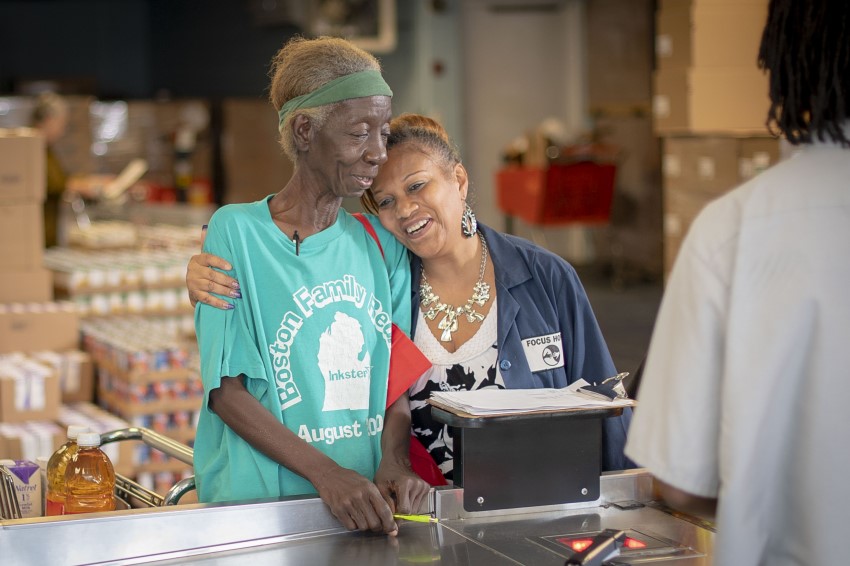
<box><xmin>409</xmin><ymin>223</ymin><xmax>633</xmax><ymax>471</ymax></box>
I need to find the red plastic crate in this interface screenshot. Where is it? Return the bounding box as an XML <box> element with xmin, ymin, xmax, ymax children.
<box><xmin>496</xmin><ymin>162</ymin><xmax>616</xmax><ymax>226</ymax></box>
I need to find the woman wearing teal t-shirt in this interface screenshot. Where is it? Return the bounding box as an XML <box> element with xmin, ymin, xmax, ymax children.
<box><xmin>192</xmin><ymin>36</ymin><xmax>429</xmax><ymax>536</ymax></box>
<box><xmin>191</xmin><ymin>113</ymin><xmax>634</xmax><ymax>486</ymax></box>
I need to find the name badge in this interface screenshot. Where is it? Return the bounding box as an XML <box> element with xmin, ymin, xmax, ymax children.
<box><xmin>521</xmin><ymin>332</ymin><xmax>564</xmax><ymax>373</ymax></box>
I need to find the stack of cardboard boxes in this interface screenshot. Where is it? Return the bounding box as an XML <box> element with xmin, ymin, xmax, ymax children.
<box><xmin>587</xmin><ymin>0</ymin><xmax>661</xmax><ymax>280</ymax></box>
<box><xmin>81</xmin><ymin>317</ymin><xmax>201</xmax><ymax>493</ymax></box>
<box><xmin>1</xmin><ymin>129</ymin><xmax>52</xmax><ymax>302</ymax></box>
<box><xmin>653</xmin><ymin>0</ymin><xmax>784</xmax><ymax>277</ymax></box>
<box><xmin>0</xmin><ymin>130</ymin><xmax>100</xmax><ymax>465</ymax></box>
<box><xmin>0</xmin><ymin>129</ymin><xmax>86</xmax><ymax>381</ymax></box>
<box><xmin>0</xmin><ymin>113</ymin><xmax>202</xmax><ymax>499</ymax></box>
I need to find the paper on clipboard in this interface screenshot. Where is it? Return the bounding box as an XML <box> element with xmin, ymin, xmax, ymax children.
<box><xmin>428</xmin><ymin>380</ymin><xmax>635</xmax><ymax>417</ymax></box>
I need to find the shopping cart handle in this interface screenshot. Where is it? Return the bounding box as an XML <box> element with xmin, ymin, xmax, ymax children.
<box><xmin>100</xmin><ymin>427</ymin><xmax>194</xmax><ymax>466</ymax></box>
<box><xmin>164</xmin><ymin>476</ymin><xmax>197</xmax><ymax>506</ymax></box>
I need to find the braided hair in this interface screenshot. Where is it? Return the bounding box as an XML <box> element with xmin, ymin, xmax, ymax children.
<box><xmin>758</xmin><ymin>0</ymin><xmax>850</xmax><ymax>146</ymax></box>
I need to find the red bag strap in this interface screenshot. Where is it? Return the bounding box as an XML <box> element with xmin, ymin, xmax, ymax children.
<box><xmin>354</xmin><ymin>214</ymin><xmax>443</xmax><ymax>486</ymax></box>
<box><xmin>352</xmin><ymin>213</ymin><xmax>385</xmax><ymax>259</ymax></box>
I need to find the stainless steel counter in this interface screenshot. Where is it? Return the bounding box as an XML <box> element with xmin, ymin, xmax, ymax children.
<box><xmin>0</xmin><ymin>470</ymin><xmax>713</xmax><ymax>565</ymax></box>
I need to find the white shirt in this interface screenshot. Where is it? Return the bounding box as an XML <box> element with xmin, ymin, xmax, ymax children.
<box><xmin>625</xmin><ymin>138</ymin><xmax>850</xmax><ymax>566</ymax></box>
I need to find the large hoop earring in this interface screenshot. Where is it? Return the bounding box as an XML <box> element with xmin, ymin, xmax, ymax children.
<box><xmin>461</xmin><ymin>203</ymin><xmax>477</xmax><ymax>238</ymax></box>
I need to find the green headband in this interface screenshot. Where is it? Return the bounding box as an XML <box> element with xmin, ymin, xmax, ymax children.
<box><xmin>277</xmin><ymin>69</ymin><xmax>393</xmax><ymax>132</ymax></box>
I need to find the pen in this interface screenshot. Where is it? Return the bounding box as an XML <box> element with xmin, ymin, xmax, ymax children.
<box><xmin>601</xmin><ymin>372</ymin><xmax>629</xmax><ymax>385</ymax></box>
<box><xmin>393</xmin><ymin>513</ymin><xmax>439</xmax><ymax>524</ymax></box>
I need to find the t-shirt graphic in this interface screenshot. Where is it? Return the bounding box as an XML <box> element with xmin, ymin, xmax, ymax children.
<box><xmin>318</xmin><ymin>312</ymin><xmax>372</xmax><ymax>411</ymax></box>
<box><xmin>194</xmin><ymin>202</ymin><xmax>412</xmax><ymax>504</ymax></box>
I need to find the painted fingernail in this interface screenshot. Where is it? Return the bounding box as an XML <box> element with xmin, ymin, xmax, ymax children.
<box><xmin>225</xmin><ymin>303</ymin><xmax>235</xmax><ymax>310</ymax></box>
<box><xmin>230</xmin><ymin>280</ymin><xmax>239</xmax><ymax>289</ymax></box>
<box><xmin>202</xmin><ymin>224</ymin><xmax>208</xmax><ymax>231</ymax></box>
<box><xmin>230</xmin><ymin>291</ymin><xmax>242</xmax><ymax>299</ymax></box>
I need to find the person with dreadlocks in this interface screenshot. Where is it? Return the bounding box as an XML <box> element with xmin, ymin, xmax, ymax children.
<box><xmin>625</xmin><ymin>1</ymin><xmax>850</xmax><ymax>564</ymax></box>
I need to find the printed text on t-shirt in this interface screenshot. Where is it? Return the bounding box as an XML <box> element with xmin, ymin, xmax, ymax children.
<box><xmin>269</xmin><ymin>274</ymin><xmax>392</xmax><ymax>411</ymax></box>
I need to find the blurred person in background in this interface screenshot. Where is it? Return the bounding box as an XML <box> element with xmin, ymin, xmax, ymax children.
<box><xmin>30</xmin><ymin>91</ymin><xmax>116</xmax><ymax>247</ymax></box>
<box><xmin>625</xmin><ymin>1</ymin><xmax>850</xmax><ymax>564</ymax></box>
<box><xmin>188</xmin><ymin>113</ymin><xmax>634</xmax><ymax>482</ymax></box>
<box><xmin>31</xmin><ymin>91</ymin><xmax>69</xmax><ymax>247</ymax></box>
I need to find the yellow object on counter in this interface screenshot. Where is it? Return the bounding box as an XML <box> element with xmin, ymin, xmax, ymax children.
<box><xmin>393</xmin><ymin>513</ymin><xmax>438</xmax><ymax>524</ymax></box>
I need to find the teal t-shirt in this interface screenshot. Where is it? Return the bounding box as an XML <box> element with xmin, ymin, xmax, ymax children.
<box><xmin>193</xmin><ymin>197</ymin><xmax>411</xmax><ymax>503</ymax></box>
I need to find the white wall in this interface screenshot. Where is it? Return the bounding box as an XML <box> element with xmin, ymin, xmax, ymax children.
<box><xmin>460</xmin><ymin>0</ymin><xmax>592</xmax><ymax>260</ymax></box>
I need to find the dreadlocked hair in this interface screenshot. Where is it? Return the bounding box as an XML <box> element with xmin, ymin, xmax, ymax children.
<box><xmin>758</xmin><ymin>0</ymin><xmax>850</xmax><ymax>146</ymax></box>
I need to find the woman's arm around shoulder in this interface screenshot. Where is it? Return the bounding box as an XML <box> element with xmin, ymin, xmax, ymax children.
<box><xmin>187</xmin><ymin>207</ymin><xmax>245</xmax><ymax>309</ymax></box>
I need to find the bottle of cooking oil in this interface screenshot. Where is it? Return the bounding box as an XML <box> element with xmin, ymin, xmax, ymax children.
<box><xmin>45</xmin><ymin>425</ymin><xmax>89</xmax><ymax>516</ymax></box>
<box><xmin>64</xmin><ymin>431</ymin><xmax>115</xmax><ymax>514</ymax></box>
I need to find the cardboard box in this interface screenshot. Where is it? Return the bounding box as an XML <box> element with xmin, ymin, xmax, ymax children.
<box><xmin>221</xmin><ymin>99</ymin><xmax>294</xmax><ymax>204</ymax></box>
<box><xmin>0</xmin><ymin>129</ymin><xmax>46</xmax><ymax>203</ymax></box>
<box><xmin>653</xmin><ymin>67</ymin><xmax>771</xmax><ymax>135</ymax></box>
<box><xmin>737</xmin><ymin>137</ymin><xmax>782</xmax><ymax>180</ymax></box>
<box><xmin>30</xmin><ymin>350</ymin><xmax>94</xmax><ymax>404</ymax></box>
<box><xmin>657</xmin><ymin>2</ymin><xmax>769</xmax><ymax>70</ymax></box>
<box><xmin>588</xmin><ymin>0</ymin><xmax>653</xmax><ymax>108</ymax></box>
<box><xmin>659</xmin><ymin>0</ymin><xmax>767</xmax><ymax>9</ymax></box>
<box><xmin>662</xmin><ymin>136</ymin><xmax>781</xmax><ymax>195</ymax></box>
<box><xmin>0</xmin><ymin>423</ymin><xmax>64</xmax><ymax>461</ymax></box>
<box><xmin>0</xmin><ymin>373</ymin><xmax>61</xmax><ymax>424</ymax></box>
<box><xmin>593</xmin><ymin>114</ymin><xmax>663</xmax><ymax>277</ymax></box>
<box><xmin>663</xmin><ymin>183</ymin><xmax>716</xmax><ymax>277</ymax></box>
<box><xmin>52</xmin><ymin>96</ymin><xmax>95</xmax><ymax>176</ymax></box>
<box><xmin>0</xmin><ymin>203</ymin><xmax>44</xmax><ymax>271</ymax></box>
<box><xmin>664</xmin><ymin>137</ymin><xmax>738</xmax><ymax>195</ymax></box>
<box><xmin>62</xmin><ymin>351</ymin><xmax>94</xmax><ymax>404</ymax></box>
<box><xmin>0</xmin><ymin>307</ymin><xmax>79</xmax><ymax>354</ymax></box>
<box><xmin>1</xmin><ymin>269</ymin><xmax>53</xmax><ymax>303</ymax></box>
<box><xmin>663</xmin><ymin>183</ymin><xmax>714</xmax><ymax>238</ymax></box>
<box><xmin>662</xmin><ymin>136</ymin><xmax>783</xmax><ymax>276</ymax></box>
<box><xmin>663</xmin><ymin>232</ymin><xmax>682</xmax><ymax>281</ymax></box>
<box><xmin>661</xmin><ymin>135</ymin><xmax>783</xmax><ymax>276</ymax></box>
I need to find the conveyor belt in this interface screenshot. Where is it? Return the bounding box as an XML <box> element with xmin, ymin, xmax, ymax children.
<box><xmin>0</xmin><ymin>470</ymin><xmax>713</xmax><ymax>565</ymax></box>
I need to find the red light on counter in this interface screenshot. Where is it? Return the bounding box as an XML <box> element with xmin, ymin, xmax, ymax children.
<box><xmin>557</xmin><ymin>538</ymin><xmax>595</xmax><ymax>552</ymax></box>
<box><xmin>556</xmin><ymin>534</ymin><xmax>648</xmax><ymax>553</ymax></box>
<box><xmin>623</xmin><ymin>537</ymin><xmax>647</xmax><ymax>549</ymax></box>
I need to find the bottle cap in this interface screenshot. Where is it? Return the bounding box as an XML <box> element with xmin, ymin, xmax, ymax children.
<box><xmin>76</xmin><ymin>432</ymin><xmax>101</xmax><ymax>448</ymax></box>
<box><xmin>67</xmin><ymin>425</ymin><xmax>89</xmax><ymax>440</ymax></box>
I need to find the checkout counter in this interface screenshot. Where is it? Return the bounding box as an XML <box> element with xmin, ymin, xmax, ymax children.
<box><xmin>1</xmin><ymin>403</ymin><xmax>715</xmax><ymax>565</ymax></box>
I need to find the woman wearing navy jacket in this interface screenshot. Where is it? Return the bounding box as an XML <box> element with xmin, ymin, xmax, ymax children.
<box><xmin>188</xmin><ymin>113</ymin><xmax>632</xmax><ymax>482</ymax></box>
<box><xmin>406</xmin><ymin>223</ymin><xmax>630</xmax><ymax>476</ymax></box>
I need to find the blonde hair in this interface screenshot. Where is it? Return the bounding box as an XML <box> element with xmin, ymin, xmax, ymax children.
<box><xmin>30</xmin><ymin>92</ymin><xmax>68</xmax><ymax>126</ymax></box>
<box><xmin>361</xmin><ymin>113</ymin><xmax>461</xmax><ymax>214</ymax></box>
<box><xmin>269</xmin><ymin>36</ymin><xmax>383</xmax><ymax>161</ymax></box>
